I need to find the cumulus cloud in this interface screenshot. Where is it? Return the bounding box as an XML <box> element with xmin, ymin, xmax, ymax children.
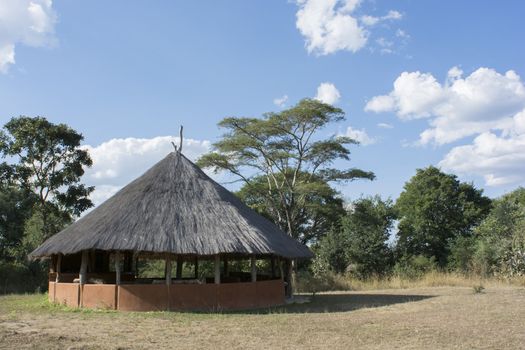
<box><xmin>314</xmin><ymin>82</ymin><xmax>341</xmax><ymax>105</ymax></box>
<box><xmin>0</xmin><ymin>0</ymin><xmax>57</xmax><ymax>73</ymax></box>
<box><xmin>367</xmin><ymin>66</ymin><xmax>525</xmax><ymax>187</ymax></box>
<box><xmin>295</xmin><ymin>0</ymin><xmax>404</xmax><ymax>55</ymax></box>
<box><xmin>341</xmin><ymin>126</ymin><xmax>376</xmax><ymax>145</ymax></box>
<box><xmin>295</xmin><ymin>0</ymin><xmax>366</xmax><ymax>55</ymax></box>
<box><xmin>82</xmin><ymin>136</ymin><xmax>211</xmax><ymax>206</ymax></box>
<box><xmin>273</xmin><ymin>95</ymin><xmax>288</xmax><ymax>107</ymax></box>
<box><xmin>440</xmin><ymin>111</ymin><xmax>525</xmax><ymax>187</ymax></box>
<box><xmin>365</xmin><ymin>67</ymin><xmax>525</xmax><ymax>145</ymax></box>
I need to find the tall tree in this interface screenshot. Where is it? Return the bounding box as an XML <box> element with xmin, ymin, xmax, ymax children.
<box><xmin>0</xmin><ymin>116</ymin><xmax>94</xmax><ymax>238</ymax></box>
<box><xmin>395</xmin><ymin>166</ymin><xmax>491</xmax><ymax>266</ymax></box>
<box><xmin>344</xmin><ymin>196</ymin><xmax>395</xmax><ymax>278</ymax></box>
<box><xmin>197</xmin><ymin>99</ymin><xmax>374</xmax><ymax>243</ymax></box>
<box><xmin>236</xmin><ymin>172</ymin><xmax>345</xmax><ymax>244</ymax></box>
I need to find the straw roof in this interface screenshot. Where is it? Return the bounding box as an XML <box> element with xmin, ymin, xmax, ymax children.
<box><xmin>30</xmin><ymin>152</ymin><xmax>313</xmax><ymax>259</ymax></box>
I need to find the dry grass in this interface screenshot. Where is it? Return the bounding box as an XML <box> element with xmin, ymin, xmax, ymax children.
<box><xmin>1</xmin><ymin>284</ymin><xmax>525</xmax><ymax>349</ymax></box>
<box><xmin>296</xmin><ymin>271</ymin><xmax>525</xmax><ymax>292</ymax></box>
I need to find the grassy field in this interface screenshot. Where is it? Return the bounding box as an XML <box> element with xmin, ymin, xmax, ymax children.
<box><xmin>1</xmin><ymin>283</ymin><xmax>524</xmax><ymax>349</ymax></box>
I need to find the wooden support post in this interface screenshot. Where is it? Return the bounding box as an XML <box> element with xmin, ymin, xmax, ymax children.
<box><xmin>214</xmin><ymin>255</ymin><xmax>220</xmax><ymax>284</ymax></box>
<box><xmin>55</xmin><ymin>254</ymin><xmax>62</xmax><ymax>283</ymax></box>
<box><xmin>194</xmin><ymin>257</ymin><xmax>199</xmax><ymax>279</ymax></box>
<box><xmin>79</xmin><ymin>251</ymin><xmax>88</xmax><ymax>308</ymax></box>
<box><xmin>115</xmin><ymin>251</ymin><xmax>121</xmax><ymax>285</ymax></box>
<box><xmin>165</xmin><ymin>255</ymin><xmax>172</xmax><ymax>285</ymax></box>
<box><xmin>278</xmin><ymin>257</ymin><xmax>283</xmax><ymax>280</ymax></box>
<box><xmin>79</xmin><ymin>251</ymin><xmax>88</xmax><ymax>285</ymax></box>
<box><xmin>251</xmin><ymin>256</ymin><xmax>257</xmax><ymax>283</ymax></box>
<box><xmin>176</xmin><ymin>256</ymin><xmax>183</xmax><ymax>279</ymax></box>
<box><xmin>285</xmin><ymin>259</ymin><xmax>293</xmax><ymax>298</ymax></box>
<box><xmin>131</xmin><ymin>252</ymin><xmax>138</xmax><ymax>276</ymax></box>
<box><xmin>223</xmin><ymin>257</ymin><xmax>229</xmax><ymax>277</ymax></box>
<box><xmin>271</xmin><ymin>257</ymin><xmax>276</xmax><ymax>278</ymax></box>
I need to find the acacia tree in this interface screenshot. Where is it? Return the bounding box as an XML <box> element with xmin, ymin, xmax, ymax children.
<box><xmin>197</xmin><ymin>99</ymin><xmax>375</xmax><ymax>244</ymax></box>
<box><xmin>0</xmin><ymin>116</ymin><xmax>94</xmax><ymax>239</ymax></box>
<box><xmin>236</xmin><ymin>172</ymin><xmax>346</xmax><ymax>244</ymax></box>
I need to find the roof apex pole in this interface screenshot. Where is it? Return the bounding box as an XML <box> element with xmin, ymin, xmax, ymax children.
<box><xmin>178</xmin><ymin>125</ymin><xmax>183</xmax><ymax>153</ymax></box>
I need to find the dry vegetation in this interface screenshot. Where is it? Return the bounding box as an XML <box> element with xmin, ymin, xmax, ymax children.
<box><xmin>1</xmin><ymin>275</ymin><xmax>524</xmax><ymax>349</ymax></box>
<box><xmin>296</xmin><ymin>271</ymin><xmax>525</xmax><ymax>292</ymax></box>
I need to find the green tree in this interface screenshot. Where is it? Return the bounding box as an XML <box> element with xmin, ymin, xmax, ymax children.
<box><xmin>236</xmin><ymin>172</ymin><xmax>345</xmax><ymax>244</ymax></box>
<box><xmin>0</xmin><ymin>116</ymin><xmax>94</xmax><ymax>238</ymax></box>
<box><xmin>0</xmin><ymin>184</ymin><xmax>36</xmax><ymax>262</ymax></box>
<box><xmin>312</xmin><ymin>226</ymin><xmax>349</xmax><ymax>275</ymax></box>
<box><xmin>473</xmin><ymin>187</ymin><xmax>525</xmax><ymax>276</ymax></box>
<box><xmin>0</xmin><ymin>117</ymin><xmax>94</xmax><ymax>293</ymax></box>
<box><xmin>344</xmin><ymin>196</ymin><xmax>395</xmax><ymax>278</ymax></box>
<box><xmin>395</xmin><ymin>166</ymin><xmax>491</xmax><ymax>266</ymax></box>
<box><xmin>197</xmin><ymin>99</ymin><xmax>374</xmax><ymax>243</ymax></box>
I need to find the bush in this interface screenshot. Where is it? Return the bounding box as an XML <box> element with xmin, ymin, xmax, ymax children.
<box><xmin>0</xmin><ymin>260</ymin><xmax>48</xmax><ymax>294</ymax></box>
<box><xmin>448</xmin><ymin>236</ymin><xmax>476</xmax><ymax>273</ymax></box>
<box><xmin>393</xmin><ymin>255</ymin><xmax>437</xmax><ymax>280</ymax></box>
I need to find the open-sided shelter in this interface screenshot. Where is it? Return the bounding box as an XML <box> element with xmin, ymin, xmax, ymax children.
<box><xmin>30</xmin><ymin>151</ymin><xmax>313</xmax><ymax>311</ymax></box>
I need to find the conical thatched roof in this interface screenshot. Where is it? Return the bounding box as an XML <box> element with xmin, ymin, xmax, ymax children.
<box><xmin>30</xmin><ymin>152</ymin><xmax>313</xmax><ymax>259</ymax></box>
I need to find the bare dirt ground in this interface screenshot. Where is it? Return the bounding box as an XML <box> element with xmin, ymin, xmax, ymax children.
<box><xmin>0</xmin><ymin>286</ymin><xmax>524</xmax><ymax>349</ymax></box>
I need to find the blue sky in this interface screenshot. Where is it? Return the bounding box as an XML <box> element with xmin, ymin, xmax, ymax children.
<box><xmin>1</xmin><ymin>0</ymin><xmax>525</xmax><ymax>206</ymax></box>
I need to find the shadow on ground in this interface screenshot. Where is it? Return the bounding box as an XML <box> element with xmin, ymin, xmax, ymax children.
<box><xmin>236</xmin><ymin>293</ymin><xmax>436</xmax><ymax>315</ymax></box>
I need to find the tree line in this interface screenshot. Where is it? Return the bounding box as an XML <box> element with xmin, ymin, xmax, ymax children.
<box><xmin>2</xmin><ymin>100</ymin><xmax>524</xmax><ymax>293</ymax></box>
<box><xmin>197</xmin><ymin>99</ymin><xmax>525</xmax><ymax>280</ymax></box>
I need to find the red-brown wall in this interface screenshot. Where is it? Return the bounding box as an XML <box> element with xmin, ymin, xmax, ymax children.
<box><xmin>54</xmin><ymin>282</ymin><xmax>79</xmax><ymax>307</ymax></box>
<box><xmin>82</xmin><ymin>284</ymin><xmax>116</xmax><ymax>309</ymax></box>
<box><xmin>50</xmin><ymin>279</ymin><xmax>285</xmax><ymax>312</ymax></box>
<box><xmin>118</xmin><ymin>284</ymin><xmax>169</xmax><ymax>311</ymax></box>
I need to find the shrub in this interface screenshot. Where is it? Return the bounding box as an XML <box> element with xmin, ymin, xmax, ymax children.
<box><xmin>393</xmin><ymin>255</ymin><xmax>437</xmax><ymax>280</ymax></box>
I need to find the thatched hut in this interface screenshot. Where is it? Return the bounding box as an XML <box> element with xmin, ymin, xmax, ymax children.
<box><xmin>30</xmin><ymin>150</ymin><xmax>313</xmax><ymax>311</ymax></box>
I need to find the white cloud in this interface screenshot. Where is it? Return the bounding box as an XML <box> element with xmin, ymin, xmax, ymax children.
<box><xmin>295</xmin><ymin>0</ymin><xmax>368</xmax><ymax>55</ymax></box>
<box><xmin>376</xmin><ymin>37</ymin><xmax>394</xmax><ymax>54</ymax></box>
<box><xmin>82</xmin><ymin>136</ymin><xmax>211</xmax><ymax>206</ymax></box>
<box><xmin>365</xmin><ymin>67</ymin><xmax>525</xmax><ymax>145</ymax></box>
<box><xmin>440</xmin><ymin>127</ymin><xmax>525</xmax><ymax>187</ymax></box>
<box><xmin>361</xmin><ymin>10</ymin><xmax>403</xmax><ymax>27</ymax></box>
<box><xmin>396</xmin><ymin>29</ymin><xmax>409</xmax><ymax>39</ymax></box>
<box><xmin>295</xmin><ymin>0</ymin><xmax>405</xmax><ymax>55</ymax></box>
<box><xmin>342</xmin><ymin>126</ymin><xmax>376</xmax><ymax>145</ymax></box>
<box><xmin>367</xmin><ymin>66</ymin><xmax>525</xmax><ymax>187</ymax></box>
<box><xmin>377</xmin><ymin>122</ymin><xmax>393</xmax><ymax>129</ymax></box>
<box><xmin>273</xmin><ymin>95</ymin><xmax>288</xmax><ymax>107</ymax></box>
<box><xmin>0</xmin><ymin>0</ymin><xmax>57</xmax><ymax>73</ymax></box>
<box><xmin>364</xmin><ymin>94</ymin><xmax>395</xmax><ymax>113</ymax></box>
<box><xmin>314</xmin><ymin>82</ymin><xmax>341</xmax><ymax>105</ymax></box>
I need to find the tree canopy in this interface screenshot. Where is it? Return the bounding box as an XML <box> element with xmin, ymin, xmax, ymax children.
<box><xmin>395</xmin><ymin>166</ymin><xmax>492</xmax><ymax>266</ymax></box>
<box><xmin>197</xmin><ymin>99</ymin><xmax>374</xmax><ymax>243</ymax></box>
<box><xmin>0</xmin><ymin>116</ymin><xmax>94</xmax><ymax>293</ymax></box>
<box><xmin>0</xmin><ymin>116</ymin><xmax>94</xmax><ymax>237</ymax></box>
